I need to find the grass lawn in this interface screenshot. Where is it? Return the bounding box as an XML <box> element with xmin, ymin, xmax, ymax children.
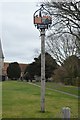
<box><xmin>36</xmin><ymin>82</ymin><xmax>79</xmax><ymax>96</ymax></box>
<box><xmin>2</xmin><ymin>81</ymin><xmax>78</xmax><ymax>118</ymax></box>
<box><xmin>0</xmin><ymin>82</ymin><xmax>2</xmax><ymax>119</ymax></box>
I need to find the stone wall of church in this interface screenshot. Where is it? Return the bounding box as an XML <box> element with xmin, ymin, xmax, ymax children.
<box><xmin>0</xmin><ymin>58</ymin><xmax>4</xmax><ymax>75</ymax></box>
<box><xmin>0</xmin><ymin>58</ymin><xmax>4</xmax><ymax>80</ymax></box>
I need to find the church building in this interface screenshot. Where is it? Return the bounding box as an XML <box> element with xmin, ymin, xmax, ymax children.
<box><xmin>0</xmin><ymin>39</ymin><xmax>4</xmax><ymax>80</ymax></box>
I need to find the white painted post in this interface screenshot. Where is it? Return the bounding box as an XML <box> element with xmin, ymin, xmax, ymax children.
<box><xmin>41</xmin><ymin>28</ymin><xmax>45</xmax><ymax>112</ymax></box>
<box><xmin>62</xmin><ymin>107</ymin><xmax>70</xmax><ymax>119</ymax></box>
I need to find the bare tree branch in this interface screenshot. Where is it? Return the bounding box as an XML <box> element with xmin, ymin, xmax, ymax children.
<box><xmin>43</xmin><ymin>0</ymin><xmax>80</xmax><ymax>64</ymax></box>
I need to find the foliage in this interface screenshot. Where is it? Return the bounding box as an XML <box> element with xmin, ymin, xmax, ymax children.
<box><xmin>53</xmin><ymin>55</ymin><xmax>80</xmax><ymax>86</ymax></box>
<box><xmin>53</xmin><ymin>66</ymin><xmax>67</xmax><ymax>83</ymax></box>
<box><xmin>7</xmin><ymin>62</ymin><xmax>21</xmax><ymax>80</ymax></box>
<box><xmin>63</xmin><ymin>55</ymin><xmax>80</xmax><ymax>77</ymax></box>
<box><xmin>24</xmin><ymin>52</ymin><xmax>58</xmax><ymax>81</ymax></box>
<box><xmin>45</xmin><ymin>53</ymin><xmax>58</xmax><ymax>79</ymax></box>
<box><xmin>24</xmin><ymin>62</ymin><xmax>38</xmax><ymax>81</ymax></box>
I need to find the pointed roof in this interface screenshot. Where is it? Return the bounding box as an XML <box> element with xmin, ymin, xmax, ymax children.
<box><xmin>0</xmin><ymin>39</ymin><xmax>4</xmax><ymax>59</ymax></box>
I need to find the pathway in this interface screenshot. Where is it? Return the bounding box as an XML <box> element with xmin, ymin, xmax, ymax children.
<box><xmin>28</xmin><ymin>82</ymin><xmax>79</xmax><ymax>98</ymax></box>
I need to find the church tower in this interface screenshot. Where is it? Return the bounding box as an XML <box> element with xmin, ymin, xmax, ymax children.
<box><xmin>0</xmin><ymin>39</ymin><xmax>4</xmax><ymax>80</ymax></box>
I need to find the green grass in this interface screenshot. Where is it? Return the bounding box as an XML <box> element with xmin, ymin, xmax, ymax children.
<box><xmin>2</xmin><ymin>81</ymin><xmax>78</xmax><ymax>118</ymax></box>
<box><xmin>0</xmin><ymin>82</ymin><xmax>2</xmax><ymax>119</ymax></box>
<box><xmin>36</xmin><ymin>82</ymin><xmax>79</xmax><ymax>96</ymax></box>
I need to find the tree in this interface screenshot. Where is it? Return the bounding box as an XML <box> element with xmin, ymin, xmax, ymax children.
<box><xmin>24</xmin><ymin>52</ymin><xmax>58</xmax><ymax>81</ymax></box>
<box><xmin>44</xmin><ymin>0</ymin><xmax>80</xmax><ymax>64</ymax></box>
<box><xmin>53</xmin><ymin>66</ymin><xmax>67</xmax><ymax>83</ymax></box>
<box><xmin>45</xmin><ymin>52</ymin><xmax>58</xmax><ymax>79</ymax></box>
<box><xmin>63</xmin><ymin>55</ymin><xmax>80</xmax><ymax>86</ymax></box>
<box><xmin>63</xmin><ymin>55</ymin><xmax>80</xmax><ymax>77</ymax></box>
<box><xmin>7</xmin><ymin>62</ymin><xmax>21</xmax><ymax>80</ymax></box>
<box><xmin>45</xmin><ymin>0</ymin><xmax>80</xmax><ymax>41</ymax></box>
<box><xmin>46</xmin><ymin>34</ymin><xmax>78</xmax><ymax>64</ymax></box>
<box><xmin>24</xmin><ymin>61</ymin><xmax>37</xmax><ymax>82</ymax></box>
<box><xmin>34</xmin><ymin>53</ymin><xmax>58</xmax><ymax>78</ymax></box>
<box><xmin>53</xmin><ymin>55</ymin><xmax>80</xmax><ymax>86</ymax></box>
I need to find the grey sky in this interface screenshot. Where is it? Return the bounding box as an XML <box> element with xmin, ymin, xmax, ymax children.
<box><xmin>1</xmin><ymin>0</ymin><xmax>44</xmax><ymax>64</ymax></box>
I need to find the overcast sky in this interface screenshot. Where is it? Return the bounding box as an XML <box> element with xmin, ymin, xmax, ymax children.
<box><xmin>0</xmin><ymin>0</ymin><xmax>45</xmax><ymax>64</ymax></box>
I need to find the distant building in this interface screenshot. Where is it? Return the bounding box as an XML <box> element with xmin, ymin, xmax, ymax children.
<box><xmin>0</xmin><ymin>39</ymin><xmax>4</xmax><ymax>80</ymax></box>
<box><xmin>0</xmin><ymin>39</ymin><xmax>28</xmax><ymax>80</ymax></box>
<box><xmin>2</xmin><ymin>62</ymin><xmax>9</xmax><ymax>77</ymax></box>
<box><xmin>19</xmin><ymin>63</ymin><xmax>28</xmax><ymax>79</ymax></box>
<box><xmin>3</xmin><ymin>62</ymin><xmax>28</xmax><ymax>80</ymax></box>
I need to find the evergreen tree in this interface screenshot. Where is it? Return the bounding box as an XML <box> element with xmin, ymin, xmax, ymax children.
<box><xmin>7</xmin><ymin>62</ymin><xmax>21</xmax><ymax>80</ymax></box>
<box><xmin>24</xmin><ymin>52</ymin><xmax>58</xmax><ymax>81</ymax></box>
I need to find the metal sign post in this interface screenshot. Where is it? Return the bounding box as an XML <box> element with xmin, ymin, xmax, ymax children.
<box><xmin>33</xmin><ymin>4</ymin><xmax>52</xmax><ymax>112</ymax></box>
